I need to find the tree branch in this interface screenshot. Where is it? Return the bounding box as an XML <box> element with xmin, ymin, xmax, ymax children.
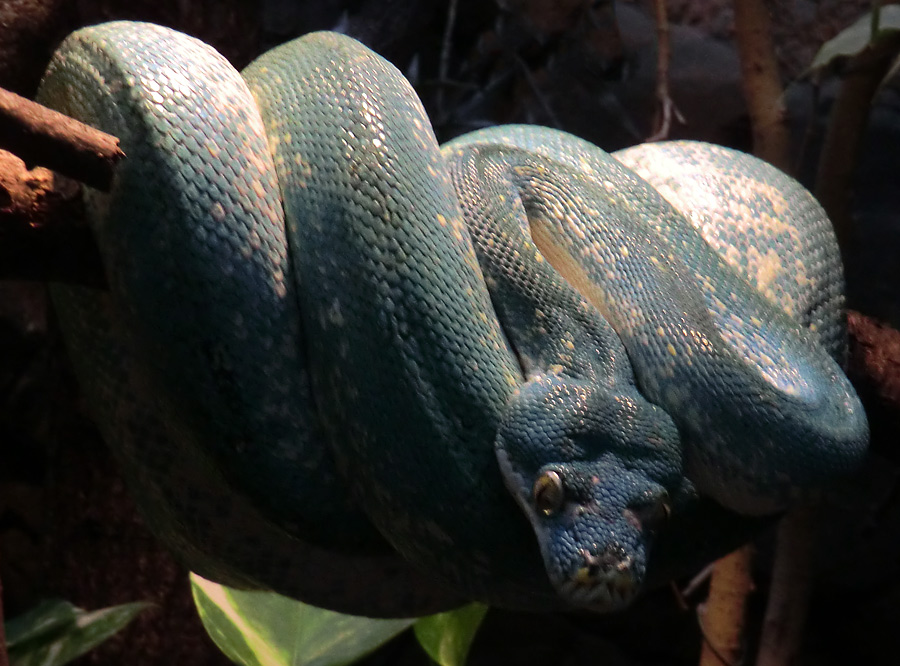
<box><xmin>0</xmin><ymin>86</ymin><xmax>123</xmax><ymax>193</ymax></box>
<box><xmin>698</xmin><ymin>544</ymin><xmax>754</xmax><ymax>666</ymax></box>
<box><xmin>733</xmin><ymin>0</ymin><xmax>790</xmax><ymax>171</ymax></box>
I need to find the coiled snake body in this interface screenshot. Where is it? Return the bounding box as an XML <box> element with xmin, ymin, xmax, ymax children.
<box><xmin>39</xmin><ymin>22</ymin><xmax>868</xmax><ymax>616</ymax></box>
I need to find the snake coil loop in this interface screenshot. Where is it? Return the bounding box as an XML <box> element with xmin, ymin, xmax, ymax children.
<box><xmin>39</xmin><ymin>21</ymin><xmax>868</xmax><ymax>617</ymax></box>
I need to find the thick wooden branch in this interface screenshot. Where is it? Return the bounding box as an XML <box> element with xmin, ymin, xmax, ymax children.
<box><xmin>698</xmin><ymin>544</ymin><xmax>754</xmax><ymax>666</ymax></box>
<box><xmin>0</xmin><ymin>86</ymin><xmax>123</xmax><ymax>192</ymax></box>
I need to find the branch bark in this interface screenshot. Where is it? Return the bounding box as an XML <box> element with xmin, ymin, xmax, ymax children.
<box><xmin>0</xmin><ymin>86</ymin><xmax>123</xmax><ymax>192</ymax></box>
<box><xmin>698</xmin><ymin>544</ymin><xmax>754</xmax><ymax>666</ymax></box>
<box><xmin>733</xmin><ymin>0</ymin><xmax>790</xmax><ymax>171</ymax></box>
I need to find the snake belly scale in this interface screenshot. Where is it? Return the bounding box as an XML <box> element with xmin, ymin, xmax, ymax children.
<box><xmin>38</xmin><ymin>21</ymin><xmax>869</xmax><ymax>616</ymax></box>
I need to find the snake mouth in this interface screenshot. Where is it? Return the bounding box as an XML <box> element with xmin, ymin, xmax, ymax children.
<box><xmin>556</xmin><ymin>547</ymin><xmax>640</xmax><ymax>610</ymax></box>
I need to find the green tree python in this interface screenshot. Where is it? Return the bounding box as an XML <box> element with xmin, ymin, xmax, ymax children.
<box><xmin>37</xmin><ymin>22</ymin><xmax>869</xmax><ymax>617</ymax></box>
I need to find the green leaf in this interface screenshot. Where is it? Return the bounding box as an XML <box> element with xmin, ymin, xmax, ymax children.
<box><xmin>190</xmin><ymin>573</ymin><xmax>416</xmax><ymax>666</ymax></box>
<box><xmin>7</xmin><ymin>600</ymin><xmax>151</xmax><ymax>666</ymax></box>
<box><xmin>413</xmin><ymin>603</ymin><xmax>488</xmax><ymax>666</ymax></box>
<box><xmin>5</xmin><ymin>600</ymin><xmax>79</xmax><ymax>649</ymax></box>
<box><xmin>809</xmin><ymin>5</ymin><xmax>900</xmax><ymax>72</ymax></box>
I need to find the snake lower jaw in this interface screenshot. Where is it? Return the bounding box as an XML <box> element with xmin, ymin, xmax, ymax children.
<box><xmin>555</xmin><ymin>550</ymin><xmax>643</xmax><ymax>611</ymax></box>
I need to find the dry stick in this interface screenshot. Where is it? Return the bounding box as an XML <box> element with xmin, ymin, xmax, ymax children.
<box><xmin>647</xmin><ymin>0</ymin><xmax>685</xmax><ymax>141</ymax></box>
<box><xmin>814</xmin><ymin>30</ymin><xmax>900</xmax><ymax>259</ymax></box>
<box><xmin>0</xmin><ymin>86</ymin><xmax>123</xmax><ymax>193</ymax></box>
<box><xmin>733</xmin><ymin>0</ymin><xmax>790</xmax><ymax>171</ymax></box>
<box><xmin>0</xmin><ymin>87</ymin><xmax>111</xmax><ymax>286</ymax></box>
<box><xmin>698</xmin><ymin>544</ymin><xmax>755</xmax><ymax>666</ymax></box>
<box><xmin>754</xmin><ymin>505</ymin><xmax>816</xmax><ymax>666</ymax></box>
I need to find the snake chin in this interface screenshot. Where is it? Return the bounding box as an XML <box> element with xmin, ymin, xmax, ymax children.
<box><xmin>557</xmin><ymin>547</ymin><xmax>640</xmax><ymax>610</ymax></box>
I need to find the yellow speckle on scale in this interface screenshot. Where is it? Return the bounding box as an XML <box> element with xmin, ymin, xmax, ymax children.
<box><xmin>283</xmin><ymin>132</ymin><xmax>292</xmax><ymax>144</ymax></box>
<box><xmin>667</xmin><ymin>343</ymin><xmax>677</xmax><ymax>356</ymax></box>
<box><xmin>750</xmin><ymin>316</ymin><xmax>762</xmax><ymax>327</ymax></box>
<box><xmin>656</xmin><ymin>326</ymin><xmax>665</xmax><ymax>336</ymax></box>
<box><xmin>437</xmin><ymin>213</ymin><xmax>447</xmax><ymax>227</ymax></box>
<box><xmin>620</xmin><ymin>245</ymin><xmax>629</xmax><ymax>258</ymax></box>
<box><xmin>564</xmin><ymin>339</ymin><xmax>575</xmax><ymax>351</ymax></box>
<box><xmin>210</xmin><ymin>202</ymin><xmax>226</xmax><ymax>222</ymax></box>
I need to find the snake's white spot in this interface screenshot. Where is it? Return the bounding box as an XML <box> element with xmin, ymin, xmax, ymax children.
<box><xmin>210</xmin><ymin>201</ymin><xmax>226</xmax><ymax>222</ymax></box>
<box><xmin>327</xmin><ymin>299</ymin><xmax>344</xmax><ymax>326</ymax></box>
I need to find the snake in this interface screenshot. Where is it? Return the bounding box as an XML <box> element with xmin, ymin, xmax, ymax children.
<box><xmin>37</xmin><ymin>21</ymin><xmax>869</xmax><ymax>616</ymax></box>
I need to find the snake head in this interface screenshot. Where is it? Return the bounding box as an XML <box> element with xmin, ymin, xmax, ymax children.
<box><xmin>496</xmin><ymin>373</ymin><xmax>681</xmax><ymax>611</ymax></box>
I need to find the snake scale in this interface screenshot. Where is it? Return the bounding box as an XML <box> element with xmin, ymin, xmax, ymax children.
<box><xmin>37</xmin><ymin>22</ymin><xmax>869</xmax><ymax>617</ymax></box>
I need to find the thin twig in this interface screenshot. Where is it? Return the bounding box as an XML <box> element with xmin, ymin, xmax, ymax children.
<box><xmin>647</xmin><ymin>0</ymin><xmax>685</xmax><ymax>141</ymax></box>
<box><xmin>682</xmin><ymin>562</ymin><xmax>715</xmax><ymax>599</ymax></box>
<box><xmin>0</xmin><ymin>86</ymin><xmax>123</xmax><ymax>192</ymax></box>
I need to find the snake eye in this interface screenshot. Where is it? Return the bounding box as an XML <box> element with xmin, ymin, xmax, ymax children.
<box><xmin>533</xmin><ymin>469</ymin><xmax>565</xmax><ymax>516</ymax></box>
